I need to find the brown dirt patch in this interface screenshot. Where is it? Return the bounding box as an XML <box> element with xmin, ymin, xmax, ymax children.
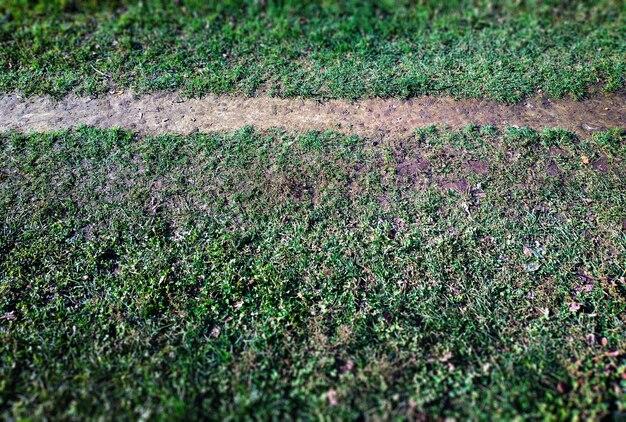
<box><xmin>465</xmin><ymin>160</ymin><xmax>490</xmax><ymax>175</ymax></box>
<box><xmin>396</xmin><ymin>156</ymin><xmax>431</xmax><ymax>177</ymax></box>
<box><xmin>0</xmin><ymin>91</ymin><xmax>624</xmax><ymax>137</ymax></box>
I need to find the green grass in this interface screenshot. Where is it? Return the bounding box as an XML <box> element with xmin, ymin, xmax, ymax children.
<box><xmin>1</xmin><ymin>126</ymin><xmax>625</xmax><ymax>419</ymax></box>
<box><xmin>0</xmin><ymin>0</ymin><xmax>624</xmax><ymax>102</ymax></box>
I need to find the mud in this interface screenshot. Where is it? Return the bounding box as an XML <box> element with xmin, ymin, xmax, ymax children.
<box><xmin>0</xmin><ymin>91</ymin><xmax>624</xmax><ymax>137</ymax></box>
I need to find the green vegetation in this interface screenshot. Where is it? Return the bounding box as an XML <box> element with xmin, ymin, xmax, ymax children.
<box><xmin>1</xmin><ymin>1</ymin><xmax>624</xmax><ymax>419</ymax></box>
<box><xmin>0</xmin><ymin>0</ymin><xmax>624</xmax><ymax>102</ymax></box>
<box><xmin>1</xmin><ymin>126</ymin><xmax>625</xmax><ymax>419</ymax></box>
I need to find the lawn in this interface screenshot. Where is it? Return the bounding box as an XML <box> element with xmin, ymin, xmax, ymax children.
<box><xmin>1</xmin><ymin>126</ymin><xmax>624</xmax><ymax>419</ymax></box>
<box><xmin>0</xmin><ymin>0</ymin><xmax>624</xmax><ymax>102</ymax></box>
<box><xmin>1</xmin><ymin>0</ymin><xmax>625</xmax><ymax>419</ymax></box>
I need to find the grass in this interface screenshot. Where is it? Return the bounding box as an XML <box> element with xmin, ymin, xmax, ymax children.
<box><xmin>1</xmin><ymin>126</ymin><xmax>625</xmax><ymax>420</ymax></box>
<box><xmin>0</xmin><ymin>0</ymin><xmax>624</xmax><ymax>102</ymax></box>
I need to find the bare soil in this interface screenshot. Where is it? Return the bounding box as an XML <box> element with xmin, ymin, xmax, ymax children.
<box><xmin>0</xmin><ymin>91</ymin><xmax>624</xmax><ymax>137</ymax></box>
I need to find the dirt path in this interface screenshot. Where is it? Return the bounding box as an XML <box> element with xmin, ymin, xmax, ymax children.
<box><xmin>1</xmin><ymin>91</ymin><xmax>624</xmax><ymax>137</ymax></box>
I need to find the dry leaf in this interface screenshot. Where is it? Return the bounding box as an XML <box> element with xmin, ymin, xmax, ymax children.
<box><xmin>581</xmin><ymin>156</ymin><xmax>590</xmax><ymax>164</ymax></box>
<box><xmin>325</xmin><ymin>389</ymin><xmax>339</xmax><ymax>406</ymax></box>
<box><xmin>0</xmin><ymin>312</ymin><xmax>16</xmax><ymax>320</ymax></box>
<box><xmin>340</xmin><ymin>360</ymin><xmax>355</xmax><ymax>373</ymax></box>
<box><xmin>440</xmin><ymin>352</ymin><xmax>453</xmax><ymax>362</ymax></box>
<box><xmin>568</xmin><ymin>302</ymin><xmax>582</xmax><ymax>312</ymax></box>
<box><xmin>525</xmin><ymin>262</ymin><xmax>541</xmax><ymax>272</ymax></box>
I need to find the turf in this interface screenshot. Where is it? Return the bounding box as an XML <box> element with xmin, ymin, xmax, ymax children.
<box><xmin>0</xmin><ymin>0</ymin><xmax>624</xmax><ymax>102</ymax></box>
<box><xmin>1</xmin><ymin>126</ymin><xmax>625</xmax><ymax>419</ymax></box>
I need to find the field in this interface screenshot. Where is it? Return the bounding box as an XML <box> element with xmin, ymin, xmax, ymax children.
<box><xmin>1</xmin><ymin>1</ymin><xmax>625</xmax><ymax>421</ymax></box>
<box><xmin>0</xmin><ymin>1</ymin><xmax>624</xmax><ymax>102</ymax></box>
<box><xmin>2</xmin><ymin>126</ymin><xmax>625</xmax><ymax>419</ymax></box>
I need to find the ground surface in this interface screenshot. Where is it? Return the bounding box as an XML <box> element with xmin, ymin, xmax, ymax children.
<box><xmin>1</xmin><ymin>127</ymin><xmax>625</xmax><ymax>420</ymax></box>
<box><xmin>0</xmin><ymin>1</ymin><xmax>624</xmax><ymax>101</ymax></box>
<box><xmin>1</xmin><ymin>1</ymin><xmax>626</xmax><ymax>421</ymax></box>
<box><xmin>1</xmin><ymin>91</ymin><xmax>625</xmax><ymax>137</ymax></box>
